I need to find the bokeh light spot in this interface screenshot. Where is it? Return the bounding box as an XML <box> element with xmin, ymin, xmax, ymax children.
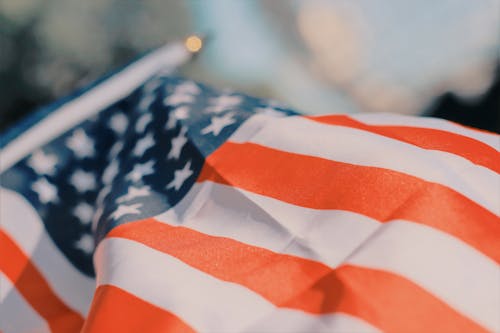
<box><xmin>185</xmin><ymin>35</ymin><xmax>203</xmax><ymax>53</ymax></box>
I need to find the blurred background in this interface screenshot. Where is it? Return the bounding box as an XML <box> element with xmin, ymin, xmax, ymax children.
<box><xmin>1</xmin><ymin>0</ymin><xmax>499</xmax><ymax>132</ymax></box>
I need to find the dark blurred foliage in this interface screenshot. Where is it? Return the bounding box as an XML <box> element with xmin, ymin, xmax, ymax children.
<box><xmin>0</xmin><ymin>18</ymin><xmax>150</xmax><ymax>133</ymax></box>
<box><xmin>3</xmin><ymin>59</ymin><xmax>498</xmax><ymax>134</ymax></box>
<box><xmin>0</xmin><ymin>0</ymin><xmax>190</xmax><ymax>133</ymax></box>
<box><xmin>0</xmin><ymin>17</ymin><xmax>46</xmax><ymax>131</ymax></box>
<box><xmin>429</xmin><ymin>64</ymin><xmax>500</xmax><ymax>133</ymax></box>
<box><xmin>1</xmin><ymin>1</ymin><xmax>498</xmax><ymax>134</ymax></box>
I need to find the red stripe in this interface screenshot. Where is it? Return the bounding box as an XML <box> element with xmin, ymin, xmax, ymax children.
<box><xmin>82</xmin><ymin>285</ymin><xmax>195</xmax><ymax>333</ymax></box>
<box><xmin>287</xmin><ymin>264</ymin><xmax>487</xmax><ymax>333</ymax></box>
<box><xmin>108</xmin><ymin>219</ymin><xmax>487</xmax><ymax>333</ymax></box>
<box><xmin>308</xmin><ymin>115</ymin><xmax>500</xmax><ymax>173</ymax></box>
<box><xmin>198</xmin><ymin>142</ymin><xmax>500</xmax><ymax>263</ymax></box>
<box><xmin>0</xmin><ymin>230</ymin><xmax>84</xmax><ymax>333</ymax></box>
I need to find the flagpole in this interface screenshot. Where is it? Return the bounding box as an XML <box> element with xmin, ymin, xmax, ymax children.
<box><xmin>0</xmin><ymin>37</ymin><xmax>204</xmax><ymax>173</ymax></box>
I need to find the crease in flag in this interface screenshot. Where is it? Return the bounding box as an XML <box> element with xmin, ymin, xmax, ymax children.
<box><xmin>1</xmin><ymin>41</ymin><xmax>499</xmax><ymax>333</ymax></box>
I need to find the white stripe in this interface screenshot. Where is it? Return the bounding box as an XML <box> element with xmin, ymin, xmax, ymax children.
<box><xmin>0</xmin><ymin>42</ymin><xmax>190</xmax><ymax>173</ymax></box>
<box><xmin>0</xmin><ymin>187</ymin><xmax>95</xmax><ymax>316</ymax></box>
<box><xmin>156</xmin><ymin>182</ymin><xmax>499</xmax><ymax>331</ymax></box>
<box><xmin>0</xmin><ymin>272</ymin><xmax>50</xmax><ymax>333</ymax></box>
<box><xmin>244</xmin><ymin>311</ymin><xmax>381</xmax><ymax>333</ymax></box>
<box><xmin>95</xmin><ymin>237</ymin><xmax>272</xmax><ymax>332</ymax></box>
<box><xmin>351</xmin><ymin>113</ymin><xmax>499</xmax><ymax>150</ymax></box>
<box><xmin>96</xmin><ymin>237</ymin><xmax>379</xmax><ymax>333</ymax></box>
<box><xmin>347</xmin><ymin>221</ymin><xmax>500</xmax><ymax>333</ymax></box>
<box><xmin>230</xmin><ymin>114</ymin><xmax>500</xmax><ymax>215</ymax></box>
<box><xmin>157</xmin><ymin>182</ymin><xmax>380</xmax><ymax>267</ymax></box>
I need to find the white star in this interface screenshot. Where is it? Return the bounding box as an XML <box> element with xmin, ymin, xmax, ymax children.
<box><xmin>205</xmin><ymin>105</ymin><xmax>225</xmax><ymax>114</ymax></box>
<box><xmin>163</xmin><ymin>93</ymin><xmax>194</xmax><ymax>106</ymax></box>
<box><xmin>102</xmin><ymin>159</ymin><xmax>120</xmax><ymax>185</ymax></box>
<box><xmin>167</xmin><ymin>127</ymin><xmax>188</xmax><ymax>160</ymax></box>
<box><xmin>210</xmin><ymin>95</ymin><xmax>242</xmax><ymax>106</ymax></box>
<box><xmin>175</xmin><ymin>81</ymin><xmax>200</xmax><ymax>95</ymax></box>
<box><xmin>32</xmin><ymin>178</ymin><xmax>58</xmax><ymax>204</ymax></box>
<box><xmin>70</xmin><ymin>170</ymin><xmax>97</xmax><ymax>193</ymax></box>
<box><xmin>133</xmin><ymin>133</ymin><xmax>155</xmax><ymax>157</ymax></box>
<box><xmin>206</xmin><ymin>95</ymin><xmax>242</xmax><ymax>113</ymax></box>
<box><xmin>73</xmin><ymin>202</ymin><xmax>94</xmax><ymax>225</ymax></box>
<box><xmin>108</xmin><ymin>112</ymin><xmax>128</xmax><ymax>135</ymax></box>
<box><xmin>108</xmin><ymin>142</ymin><xmax>124</xmax><ymax>160</ymax></box>
<box><xmin>66</xmin><ymin>129</ymin><xmax>95</xmax><ymax>159</ymax></box>
<box><xmin>75</xmin><ymin>234</ymin><xmax>94</xmax><ymax>254</ymax></box>
<box><xmin>27</xmin><ymin>150</ymin><xmax>58</xmax><ymax>175</ymax></box>
<box><xmin>167</xmin><ymin>161</ymin><xmax>193</xmax><ymax>191</ymax></box>
<box><xmin>111</xmin><ymin>203</ymin><xmax>143</xmax><ymax>220</ymax></box>
<box><xmin>165</xmin><ymin>115</ymin><xmax>177</xmax><ymax>130</ymax></box>
<box><xmin>165</xmin><ymin>105</ymin><xmax>190</xmax><ymax>131</ymax></box>
<box><xmin>255</xmin><ymin>107</ymin><xmax>286</xmax><ymax>118</ymax></box>
<box><xmin>135</xmin><ymin>113</ymin><xmax>152</xmax><ymax>133</ymax></box>
<box><xmin>173</xmin><ymin>106</ymin><xmax>190</xmax><ymax>120</ymax></box>
<box><xmin>117</xmin><ymin>185</ymin><xmax>151</xmax><ymax>203</ymax></box>
<box><xmin>138</xmin><ymin>94</ymin><xmax>155</xmax><ymax>112</ymax></box>
<box><xmin>126</xmin><ymin>160</ymin><xmax>155</xmax><ymax>182</ymax></box>
<box><xmin>201</xmin><ymin>112</ymin><xmax>236</xmax><ymax>136</ymax></box>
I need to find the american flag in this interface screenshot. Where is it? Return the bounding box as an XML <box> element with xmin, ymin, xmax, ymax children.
<box><xmin>1</xmin><ymin>42</ymin><xmax>499</xmax><ymax>333</ymax></box>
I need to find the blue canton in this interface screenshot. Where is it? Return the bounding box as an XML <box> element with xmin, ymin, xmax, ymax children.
<box><xmin>1</xmin><ymin>76</ymin><xmax>297</xmax><ymax>277</ymax></box>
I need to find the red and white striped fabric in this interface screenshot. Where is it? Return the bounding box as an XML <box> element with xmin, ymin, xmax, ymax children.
<box><xmin>1</xmin><ymin>42</ymin><xmax>499</xmax><ymax>332</ymax></box>
<box><xmin>84</xmin><ymin>113</ymin><xmax>499</xmax><ymax>333</ymax></box>
<box><xmin>1</xmin><ymin>188</ymin><xmax>95</xmax><ymax>332</ymax></box>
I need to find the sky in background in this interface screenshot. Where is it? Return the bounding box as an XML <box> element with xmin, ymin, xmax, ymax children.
<box><xmin>1</xmin><ymin>0</ymin><xmax>499</xmax><ymax>125</ymax></box>
<box><xmin>188</xmin><ymin>0</ymin><xmax>499</xmax><ymax>114</ymax></box>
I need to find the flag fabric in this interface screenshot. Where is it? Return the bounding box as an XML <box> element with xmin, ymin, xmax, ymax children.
<box><xmin>1</xmin><ymin>44</ymin><xmax>499</xmax><ymax>333</ymax></box>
